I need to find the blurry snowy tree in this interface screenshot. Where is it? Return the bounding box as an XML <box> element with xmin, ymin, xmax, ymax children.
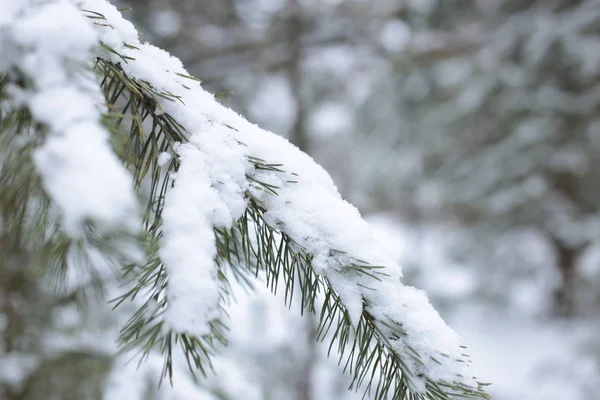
<box><xmin>0</xmin><ymin>1</ymin><xmax>490</xmax><ymax>400</ymax></box>
<box><xmin>385</xmin><ymin>0</ymin><xmax>600</xmax><ymax>318</ymax></box>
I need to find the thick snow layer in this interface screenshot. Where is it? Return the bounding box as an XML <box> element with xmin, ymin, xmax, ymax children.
<box><xmin>0</xmin><ymin>1</ymin><xmax>138</xmax><ymax>236</ymax></box>
<box><xmin>160</xmin><ymin>143</ymin><xmax>231</xmax><ymax>335</ymax></box>
<box><xmin>1</xmin><ymin>0</ymin><xmax>481</xmax><ymax>392</ymax></box>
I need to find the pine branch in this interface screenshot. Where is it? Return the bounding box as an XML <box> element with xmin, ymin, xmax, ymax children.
<box><xmin>90</xmin><ymin>55</ymin><xmax>489</xmax><ymax>399</ymax></box>
<box><xmin>0</xmin><ymin>3</ymin><xmax>490</xmax><ymax>400</ymax></box>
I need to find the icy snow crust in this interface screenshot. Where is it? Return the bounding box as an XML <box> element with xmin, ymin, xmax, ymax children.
<box><xmin>0</xmin><ymin>0</ymin><xmax>479</xmax><ymax>393</ymax></box>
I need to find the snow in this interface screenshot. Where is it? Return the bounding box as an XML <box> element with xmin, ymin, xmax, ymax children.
<box><xmin>0</xmin><ymin>0</ymin><xmax>24</xmax><ymax>26</ymax></box>
<box><xmin>1</xmin><ymin>0</ymin><xmax>483</xmax><ymax>395</ymax></box>
<box><xmin>9</xmin><ymin>2</ymin><xmax>97</xmax><ymax>61</ymax></box>
<box><xmin>309</xmin><ymin>102</ymin><xmax>353</xmax><ymax>138</ymax></box>
<box><xmin>159</xmin><ymin>143</ymin><xmax>224</xmax><ymax>336</ymax></box>
<box><xmin>158</xmin><ymin>151</ymin><xmax>172</xmax><ymax>166</ymax></box>
<box><xmin>151</xmin><ymin>9</ymin><xmax>182</xmax><ymax>39</ymax></box>
<box><xmin>247</xmin><ymin>73</ymin><xmax>297</xmax><ymax>136</ymax></box>
<box><xmin>0</xmin><ymin>0</ymin><xmax>138</xmax><ymax>237</ymax></box>
<box><xmin>33</xmin><ymin>122</ymin><xmax>138</xmax><ymax>235</ymax></box>
<box><xmin>433</xmin><ymin>59</ymin><xmax>473</xmax><ymax>87</ymax></box>
<box><xmin>378</xmin><ymin>20</ymin><xmax>411</xmax><ymax>53</ymax></box>
<box><xmin>0</xmin><ymin>354</ymin><xmax>39</xmax><ymax>388</ymax></box>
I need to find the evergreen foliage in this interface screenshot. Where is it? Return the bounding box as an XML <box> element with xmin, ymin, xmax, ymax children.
<box><xmin>0</xmin><ymin>2</ymin><xmax>490</xmax><ymax>399</ymax></box>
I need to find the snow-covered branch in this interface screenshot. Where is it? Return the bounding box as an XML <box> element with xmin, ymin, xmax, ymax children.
<box><xmin>0</xmin><ymin>1</ymin><xmax>489</xmax><ymax>399</ymax></box>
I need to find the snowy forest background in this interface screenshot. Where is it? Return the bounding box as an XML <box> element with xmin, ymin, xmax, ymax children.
<box><xmin>2</xmin><ymin>0</ymin><xmax>600</xmax><ymax>399</ymax></box>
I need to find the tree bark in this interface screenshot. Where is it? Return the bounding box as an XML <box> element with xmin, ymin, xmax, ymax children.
<box><xmin>550</xmin><ymin>235</ymin><xmax>579</xmax><ymax>317</ymax></box>
<box><xmin>286</xmin><ymin>0</ymin><xmax>309</xmax><ymax>153</ymax></box>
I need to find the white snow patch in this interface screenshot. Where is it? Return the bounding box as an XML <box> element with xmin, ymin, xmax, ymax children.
<box><xmin>152</xmin><ymin>9</ymin><xmax>182</xmax><ymax>38</ymax></box>
<box><xmin>379</xmin><ymin>19</ymin><xmax>411</xmax><ymax>53</ymax></box>
<box><xmin>160</xmin><ymin>143</ymin><xmax>223</xmax><ymax>336</ymax></box>
<box><xmin>309</xmin><ymin>102</ymin><xmax>353</xmax><ymax>138</ymax></box>
<box><xmin>158</xmin><ymin>151</ymin><xmax>172</xmax><ymax>166</ymax></box>
<box><xmin>1</xmin><ymin>0</ymin><xmax>138</xmax><ymax>236</ymax></box>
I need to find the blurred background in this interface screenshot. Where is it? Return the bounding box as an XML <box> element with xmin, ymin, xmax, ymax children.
<box><xmin>3</xmin><ymin>0</ymin><xmax>600</xmax><ymax>399</ymax></box>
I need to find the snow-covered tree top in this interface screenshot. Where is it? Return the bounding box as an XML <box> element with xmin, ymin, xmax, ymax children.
<box><xmin>0</xmin><ymin>1</ymin><xmax>489</xmax><ymax>398</ymax></box>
